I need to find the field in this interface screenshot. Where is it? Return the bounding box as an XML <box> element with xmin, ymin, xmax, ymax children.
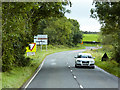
<box><xmin>83</xmin><ymin>34</ymin><xmax>99</xmax><ymax>42</ymax></box>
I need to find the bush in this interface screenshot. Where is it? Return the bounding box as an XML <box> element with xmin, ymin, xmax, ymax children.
<box><xmin>2</xmin><ymin>3</ymin><xmax>32</xmax><ymax>71</ymax></box>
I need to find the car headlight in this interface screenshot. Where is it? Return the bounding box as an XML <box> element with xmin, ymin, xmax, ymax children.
<box><xmin>77</xmin><ymin>60</ymin><xmax>82</xmax><ymax>62</ymax></box>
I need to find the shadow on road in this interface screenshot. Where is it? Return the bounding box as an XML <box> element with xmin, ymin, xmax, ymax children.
<box><xmin>71</xmin><ymin>66</ymin><xmax>95</xmax><ymax>69</ymax></box>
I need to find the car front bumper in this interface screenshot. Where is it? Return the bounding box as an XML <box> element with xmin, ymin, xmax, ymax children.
<box><xmin>75</xmin><ymin>62</ymin><xmax>94</xmax><ymax>67</ymax></box>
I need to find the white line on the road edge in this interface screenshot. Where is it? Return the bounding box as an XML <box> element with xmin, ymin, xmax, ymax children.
<box><xmin>95</xmin><ymin>65</ymin><xmax>118</xmax><ymax>79</ymax></box>
<box><xmin>24</xmin><ymin>60</ymin><xmax>44</xmax><ymax>89</ymax></box>
<box><xmin>80</xmin><ymin>85</ymin><xmax>84</xmax><ymax>89</ymax></box>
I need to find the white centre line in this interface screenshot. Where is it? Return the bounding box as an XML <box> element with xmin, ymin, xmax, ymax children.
<box><xmin>73</xmin><ymin>75</ymin><xmax>76</xmax><ymax>79</ymax></box>
<box><xmin>80</xmin><ymin>85</ymin><xmax>84</xmax><ymax>89</ymax></box>
<box><xmin>51</xmin><ymin>59</ymin><xmax>56</xmax><ymax>62</ymax></box>
<box><xmin>51</xmin><ymin>62</ymin><xmax>56</xmax><ymax>65</ymax></box>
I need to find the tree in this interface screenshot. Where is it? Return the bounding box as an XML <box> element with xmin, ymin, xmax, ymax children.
<box><xmin>37</xmin><ymin>17</ymin><xmax>82</xmax><ymax>46</ymax></box>
<box><xmin>69</xmin><ymin>19</ymin><xmax>82</xmax><ymax>45</ymax></box>
<box><xmin>2</xmin><ymin>2</ymin><xmax>71</xmax><ymax>71</ymax></box>
<box><xmin>30</xmin><ymin>2</ymin><xmax>71</xmax><ymax>36</ymax></box>
<box><xmin>38</xmin><ymin>17</ymin><xmax>73</xmax><ymax>45</ymax></box>
<box><xmin>90</xmin><ymin>1</ymin><xmax>120</xmax><ymax>62</ymax></box>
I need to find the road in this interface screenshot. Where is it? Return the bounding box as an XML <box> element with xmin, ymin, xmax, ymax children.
<box><xmin>26</xmin><ymin>48</ymin><xmax>118</xmax><ymax>89</ymax></box>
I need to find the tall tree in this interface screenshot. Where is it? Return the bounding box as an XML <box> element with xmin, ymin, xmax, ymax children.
<box><xmin>69</xmin><ymin>19</ymin><xmax>82</xmax><ymax>45</ymax></box>
<box><xmin>30</xmin><ymin>2</ymin><xmax>71</xmax><ymax>36</ymax></box>
<box><xmin>37</xmin><ymin>17</ymin><xmax>82</xmax><ymax>46</ymax></box>
<box><xmin>90</xmin><ymin>1</ymin><xmax>120</xmax><ymax>62</ymax></box>
<box><xmin>2</xmin><ymin>2</ymin><xmax>70</xmax><ymax>71</ymax></box>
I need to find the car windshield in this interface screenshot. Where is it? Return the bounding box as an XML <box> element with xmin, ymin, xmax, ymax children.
<box><xmin>77</xmin><ymin>55</ymin><xmax>92</xmax><ymax>58</ymax></box>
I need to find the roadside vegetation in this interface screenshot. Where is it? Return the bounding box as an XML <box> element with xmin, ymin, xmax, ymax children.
<box><xmin>2</xmin><ymin>2</ymin><xmax>82</xmax><ymax>89</ymax></box>
<box><xmin>2</xmin><ymin>1</ymin><xmax>120</xmax><ymax>89</ymax></box>
<box><xmin>38</xmin><ymin>17</ymin><xmax>82</xmax><ymax>46</ymax></box>
<box><xmin>2</xmin><ymin>44</ymin><xmax>85</xmax><ymax>88</ymax></box>
<box><xmin>2</xmin><ymin>2</ymin><xmax>82</xmax><ymax>72</ymax></box>
<box><xmin>91</xmin><ymin>1</ymin><xmax>120</xmax><ymax>63</ymax></box>
<box><xmin>84</xmin><ymin>45</ymin><xmax>120</xmax><ymax>78</ymax></box>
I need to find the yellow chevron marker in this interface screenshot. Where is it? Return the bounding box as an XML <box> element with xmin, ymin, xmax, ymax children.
<box><xmin>26</xmin><ymin>43</ymin><xmax>36</xmax><ymax>52</ymax></box>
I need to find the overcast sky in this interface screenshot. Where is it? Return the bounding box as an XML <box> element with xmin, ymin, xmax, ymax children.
<box><xmin>65</xmin><ymin>0</ymin><xmax>101</xmax><ymax>32</ymax></box>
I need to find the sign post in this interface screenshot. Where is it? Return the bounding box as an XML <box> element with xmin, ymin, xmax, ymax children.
<box><xmin>41</xmin><ymin>44</ymin><xmax>42</xmax><ymax>51</ymax></box>
<box><xmin>46</xmin><ymin>44</ymin><xmax>47</xmax><ymax>51</ymax></box>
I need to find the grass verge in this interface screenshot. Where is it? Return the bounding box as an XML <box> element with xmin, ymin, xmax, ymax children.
<box><xmin>79</xmin><ymin>43</ymin><xmax>102</xmax><ymax>47</ymax></box>
<box><xmin>84</xmin><ymin>46</ymin><xmax>120</xmax><ymax>78</ymax></box>
<box><xmin>2</xmin><ymin>44</ymin><xmax>85</xmax><ymax>88</ymax></box>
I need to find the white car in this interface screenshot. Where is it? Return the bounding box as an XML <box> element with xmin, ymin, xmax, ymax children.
<box><xmin>74</xmin><ymin>53</ymin><xmax>95</xmax><ymax>69</ymax></box>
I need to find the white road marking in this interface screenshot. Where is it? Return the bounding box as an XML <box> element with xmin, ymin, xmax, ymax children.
<box><xmin>24</xmin><ymin>60</ymin><xmax>45</xmax><ymax>89</ymax></box>
<box><xmin>95</xmin><ymin>65</ymin><xmax>118</xmax><ymax>78</ymax></box>
<box><xmin>51</xmin><ymin>59</ymin><xmax>56</xmax><ymax>62</ymax></box>
<box><xmin>71</xmin><ymin>70</ymin><xmax>72</xmax><ymax>72</ymax></box>
<box><xmin>80</xmin><ymin>85</ymin><xmax>84</xmax><ymax>89</ymax></box>
<box><xmin>73</xmin><ymin>75</ymin><xmax>76</xmax><ymax>79</ymax></box>
<box><xmin>51</xmin><ymin>62</ymin><xmax>56</xmax><ymax>65</ymax></box>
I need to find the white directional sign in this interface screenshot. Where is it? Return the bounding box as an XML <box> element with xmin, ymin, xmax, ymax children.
<box><xmin>34</xmin><ymin>35</ymin><xmax>48</xmax><ymax>45</ymax></box>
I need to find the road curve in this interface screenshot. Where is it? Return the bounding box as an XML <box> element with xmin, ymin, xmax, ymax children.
<box><xmin>26</xmin><ymin>48</ymin><xmax>118</xmax><ymax>89</ymax></box>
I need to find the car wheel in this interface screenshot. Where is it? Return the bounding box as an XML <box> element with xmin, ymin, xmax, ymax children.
<box><xmin>91</xmin><ymin>66</ymin><xmax>95</xmax><ymax>69</ymax></box>
<box><xmin>75</xmin><ymin>64</ymin><xmax>78</xmax><ymax>68</ymax></box>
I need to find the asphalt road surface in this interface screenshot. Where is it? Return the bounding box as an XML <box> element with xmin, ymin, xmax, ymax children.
<box><xmin>26</xmin><ymin>48</ymin><xmax>118</xmax><ymax>89</ymax></box>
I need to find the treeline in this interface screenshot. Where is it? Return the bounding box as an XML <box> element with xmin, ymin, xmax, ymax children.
<box><xmin>91</xmin><ymin>1</ymin><xmax>120</xmax><ymax>63</ymax></box>
<box><xmin>37</xmin><ymin>17</ymin><xmax>82</xmax><ymax>46</ymax></box>
<box><xmin>2</xmin><ymin>2</ymin><xmax>82</xmax><ymax>71</ymax></box>
<box><xmin>82</xmin><ymin>31</ymin><xmax>99</xmax><ymax>34</ymax></box>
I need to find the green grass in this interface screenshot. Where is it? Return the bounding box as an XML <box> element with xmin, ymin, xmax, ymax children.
<box><xmin>2</xmin><ymin>44</ymin><xmax>85</xmax><ymax>89</ymax></box>
<box><xmin>81</xmin><ymin>43</ymin><xmax>102</xmax><ymax>47</ymax></box>
<box><xmin>83</xmin><ymin>34</ymin><xmax>99</xmax><ymax>42</ymax></box>
<box><xmin>0</xmin><ymin>72</ymin><xmax>2</xmax><ymax>89</ymax></box>
<box><xmin>84</xmin><ymin>46</ymin><xmax>120</xmax><ymax>78</ymax></box>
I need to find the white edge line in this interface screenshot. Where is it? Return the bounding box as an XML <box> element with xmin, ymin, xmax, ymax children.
<box><xmin>95</xmin><ymin>65</ymin><xmax>119</xmax><ymax>79</ymax></box>
<box><xmin>24</xmin><ymin>60</ymin><xmax>44</xmax><ymax>89</ymax></box>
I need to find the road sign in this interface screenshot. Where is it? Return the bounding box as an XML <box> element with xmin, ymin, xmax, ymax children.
<box><xmin>26</xmin><ymin>43</ymin><xmax>36</xmax><ymax>56</ymax></box>
<box><xmin>34</xmin><ymin>35</ymin><xmax>48</xmax><ymax>45</ymax></box>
